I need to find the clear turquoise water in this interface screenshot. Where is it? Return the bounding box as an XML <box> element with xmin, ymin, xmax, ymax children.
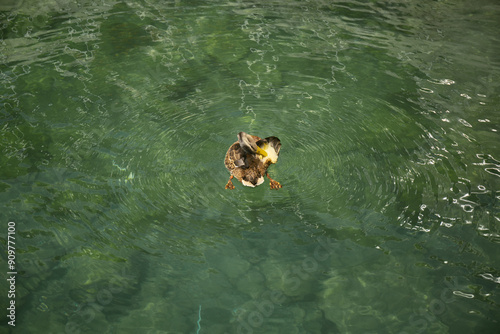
<box><xmin>1</xmin><ymin>0</ymin><xmax>499</xmax><ymax>333</ymax></box>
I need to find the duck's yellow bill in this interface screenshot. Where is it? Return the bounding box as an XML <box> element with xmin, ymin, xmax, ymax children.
<box><xmin>256</xmin><ymin>146</ymin><xmax>268</xmax><ymax>157</ymax></box>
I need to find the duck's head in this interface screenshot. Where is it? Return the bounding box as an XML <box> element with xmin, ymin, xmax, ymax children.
<box><xmin>238</xmin><ymin>132</ymin><xmax>267</xmax><ymax>156</ymax></box>
<box><xmin>238</xmin><ymin>132</ymin><xmax>280</xmax><ymax>164</ymax></box>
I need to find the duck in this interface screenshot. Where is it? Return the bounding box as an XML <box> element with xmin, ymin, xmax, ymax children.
<box><xmin>224</xmin><ymin>132</ymin><xmax>282</xmax><ymax>190</ymax></box>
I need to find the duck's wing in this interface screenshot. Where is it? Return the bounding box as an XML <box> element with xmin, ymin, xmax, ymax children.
<box><xmin>234</xmin><ymin>157</ymin><xmax>246</xmax><ymax>168</ymax></box>
<box><xmin>226</xmin><ymin>143</ymin><xmax>249</xmax><ymax>169</ymax></box>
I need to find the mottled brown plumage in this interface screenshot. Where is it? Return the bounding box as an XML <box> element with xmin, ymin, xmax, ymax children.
<box><xmin>224</xmin><ymin>132</ymin><xmax>282</xmax><ymax>189</ymax></box>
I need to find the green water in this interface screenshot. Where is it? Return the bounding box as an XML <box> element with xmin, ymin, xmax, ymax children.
<box><xmin>1</xmin><ymin>0</ymin><xmax>499</xmax><ymax>333</ymax></box>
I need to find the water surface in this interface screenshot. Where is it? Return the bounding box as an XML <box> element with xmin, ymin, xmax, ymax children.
<box><xmin>1</xmin><ymin>0</ymin><xmax>499</xmax><ymax>333</ymax></box>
